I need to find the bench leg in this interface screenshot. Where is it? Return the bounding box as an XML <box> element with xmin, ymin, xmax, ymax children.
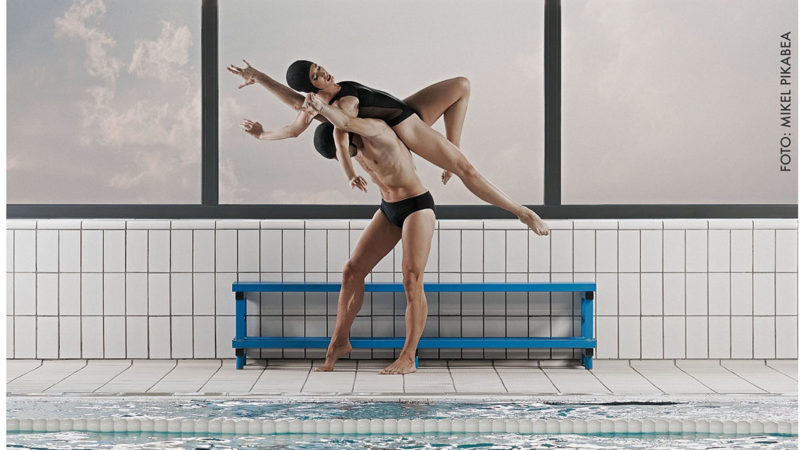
<box><xmin>581</xmin><ymin>349</ymin><xmax>593</xmax><ymax>370</ymax></box>
<box><xmin>236</xmin><ymin>348</ymin><xmax>246</xmax><ymax>370</ymax></box>
<box><xmin>581</xmin><ymin>292</ymin><xmax>595</xmax><ymax>370</ymax></box>
<box><xmin>235</xmin><ymin>291</ymin><xmax>247</xmax><ymax>369</ymax></box>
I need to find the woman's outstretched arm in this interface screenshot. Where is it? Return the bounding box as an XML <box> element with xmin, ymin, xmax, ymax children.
<box><xmin>228</xmin><ymin>59</ymin><xmax>311</xmax><ymax>112</ymax></box>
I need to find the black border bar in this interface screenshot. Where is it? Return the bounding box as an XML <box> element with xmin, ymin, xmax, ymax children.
<box><xmin>7</xmin><ymin>204</ymin><xmax>795</xmax><ymax>219</ymax></box>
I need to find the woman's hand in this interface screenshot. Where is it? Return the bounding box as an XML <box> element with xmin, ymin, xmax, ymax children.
<box><xmin>441</xmin><ymin>170</ymin><xmax>453</xmax><ymax>185</ymax></box>
<box><xmin>227</xmin><ymin>59</ymin><xmax>261</xmax><ymax>89</ymax></box>
<box><xmin>299</xmin><ymin>93</ymin><xmax>324</xmax><ymax>116</ymax></box>
<box><xmin>297</xmin><ymin>93</ymin><xmax>325</xmax><ymax>124</ymax></box>
<box><xmin>240</xmin><ymin>119</ymin><xmax>263</xmax><ymax>139</ymax></box>
<box><xmin>349</xmin><ymin>175</ymin><xmax>368</xmax><ymax>192</ymax></box>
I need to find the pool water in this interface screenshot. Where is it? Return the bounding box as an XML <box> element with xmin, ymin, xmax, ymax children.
<box><xmin>7</xmin><ymin>396</ymin><xmax>798</xmax><ymax>449</ymax></box>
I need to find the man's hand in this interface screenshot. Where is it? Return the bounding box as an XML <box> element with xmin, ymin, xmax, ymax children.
<box><xmin>441</xmin><ymin>170</ymin><xmax>453</xmax><ymax>185</ymax></box>
<box><xmin>350</xmin><ymin>175</ymin><xmax>368</xmax><ymax>192</ymax></box>
<box><xmin>240</xmin><ymin>119</ymin><xmax>263</xmax><ymax>139</ymax></box>
<box><xmin>298</xmin><ymin>93</ymin><xmax>325</xmax><ymax>123</ymax></box>
<box><xmin>227</xmin><ymin>59</ymin><xmax>261</xmax><ymax>89</ymax></box>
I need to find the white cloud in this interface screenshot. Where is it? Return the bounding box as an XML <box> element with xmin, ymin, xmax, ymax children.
<box><xmin>128</xmin><ymin>21</ymin><xmax>193</xmax><ymax>83</ymax></box>
<box><xmin>54</xmin><ymin>0</ymin><xmax>121</xmax><ymax>83</ymax></box>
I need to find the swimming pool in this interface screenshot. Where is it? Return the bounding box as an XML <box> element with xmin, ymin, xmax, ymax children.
<box><xmin>7</xmin><ymin>396</ymin><xmax>798</xmax><ymax>449</ymax></box>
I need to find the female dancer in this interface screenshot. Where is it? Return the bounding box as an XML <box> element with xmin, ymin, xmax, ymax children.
<box><xmin>228</xmin><ymin>59</ymin><xmax>549</xmax><ymax>235</ymax></box>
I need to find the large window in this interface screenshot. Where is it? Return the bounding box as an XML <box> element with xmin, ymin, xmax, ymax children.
<box><xmin>218</xmin><ymin>0</ymin><xmax>545</xmax><ymax>205</ymax></box>
<box><xmin>562</xmin><ymin>0</ymin><xmax>797</xmax><ymax>205</ymax></box>
<box><xmin>7</xmin><ymin>0</ymin><xmax>202</xmax><ymax>203</ymax></box>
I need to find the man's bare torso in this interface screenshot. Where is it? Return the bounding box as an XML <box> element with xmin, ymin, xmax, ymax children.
<box><xmin>350</xmin><ymin>119</ymin><xmax>428</xmax><ymax>203</ymax></box>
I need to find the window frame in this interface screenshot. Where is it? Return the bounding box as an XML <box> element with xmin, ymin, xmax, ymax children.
<box><xmin>7</xmin><ymin>0</ymin><xmax>795</xmax><ymax>219</ymax></box>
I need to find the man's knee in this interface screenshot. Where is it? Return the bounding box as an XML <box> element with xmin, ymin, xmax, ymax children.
<box><xmin>342</xmin><ymin>260</ymin><xmax>367</xmax><ymax>283</ymax></box>
<box><xmin>402</xmin><ymin>269</ymin><xmax>424</xmax><ymax>299</ymax></box>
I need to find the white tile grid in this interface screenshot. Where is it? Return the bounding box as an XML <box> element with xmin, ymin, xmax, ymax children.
<box><xmin>6</xmin><ymin>220</ymin><xmax>797</xmax><ymax>362</ymax></box>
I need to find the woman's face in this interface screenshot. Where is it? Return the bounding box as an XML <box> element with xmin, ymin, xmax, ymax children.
<box><xmin>309</xmin><ymin>63</ymin><xmax>335</xmax><ymax>90</ymax></box>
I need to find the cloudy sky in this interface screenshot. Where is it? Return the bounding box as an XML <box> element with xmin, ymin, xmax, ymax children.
<box><xmin>8</xmin><ymin>0</ymin><xmax>201</xmax><ymax>203</ymax></box>
<box><xmin>7</xmin><ymin>0</ymin><xmax>796</xmax><ymax>205</ymax></box>
<box><xmin>218</xmin><ymin>0</ymin><xmax>544</xmax><ymax>205</ymax></box>
<box><xmin>562</xmin><ymin>0</ymin><xmax>796</xmax><ymax>204</ymax></box>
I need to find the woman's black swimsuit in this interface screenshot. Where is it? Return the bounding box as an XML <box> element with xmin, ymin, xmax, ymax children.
<box><xmin>328</xmin><ymin>81</ymin><xmax>418</xmax><ymax>127</ymax></box>
<box><xmin>380</xmin><ymin>191</ymin><xmax>435</xmax><ymax>229</ymax></box>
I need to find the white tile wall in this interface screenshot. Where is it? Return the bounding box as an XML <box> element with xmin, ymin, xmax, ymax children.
<box><xmin>5</xmin><ymin>218</ymin><xmax>797</xmax><ymax>361</ymax></box>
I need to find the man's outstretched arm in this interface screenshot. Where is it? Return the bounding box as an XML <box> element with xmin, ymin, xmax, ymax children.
<box><xmin>300</xmin><ymin>93</ymin><xmax>384</xmax><ymax>138</ymax></box>
<box><xmin>241</xmin><ymin>110</ymin><xmax>314</xmax><ymax>141</ymax></box>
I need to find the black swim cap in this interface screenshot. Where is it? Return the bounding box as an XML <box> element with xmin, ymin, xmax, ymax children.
<box><xmin>314</xmin><ymin>123</ymin><xmax>337</xmax><ymax>159</ymax></box>
<box><xmin>314</xmin><ymin>122</ymin><xmax>355</xmax><ymax>160</ymax></box>
<box><xmin>286</xmin><ymin>60</ymin><xmax>319</xmax><ymax>93</ymax></box>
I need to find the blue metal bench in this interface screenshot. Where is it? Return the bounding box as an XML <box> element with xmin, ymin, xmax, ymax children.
<box><xmin>232</xmin><ymin>282</ymin><xmax>597</xmax><ymax>370</ymax></box>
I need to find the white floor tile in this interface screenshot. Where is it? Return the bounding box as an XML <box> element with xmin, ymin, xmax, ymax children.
<box><xmin>403</xmin><ymin>370</ymin><xmax>456</xmax><ymax>393</ymax></box>
<box><xmin>250</xmin><ymin>368</ymin><xmax>310</xmax><ymax>394</ymax></box>
<box><xmin>7</xmin><ymin>360</ymin><xmax>87</xmax><ymax>394</ymax></box>
<box><xmin>450</xmin><ymin>369</ymin><xmax>506</xmax><ymax>393</ymax></box>
<box><xmin>7</xmin><ymin>360</ymin><xmax>42</xmax><ymax>382</ymax></box>
<box><xmin>675</xmin><ymin>360</ymin><xmax>766</xmax><ymax>394</ymax></box>
<box><xmin>542</xmin><ymin>367</ymin><xmax>611</xmax><ymax>394</ymax></box>
<box><xmin>46</xmin><ymin>360</ymin><xmax>132</xmax><ymax>394</ymax></box>
<box><xmin>148</xmin><ymin>360</ymin><xmax>222</xmax><ymax>393</ymax></box>
<box><xmin>495</xmin><ymin>368</ymin><xmax>558</xmax><ymax>394</ymax></box>
<box><xmin>766</xmin><ymin>360</ymin><xmax>798</xmax><ymax>380</ymax></box>
<box><xmin>353</xmin><ymin>371</ymin><xmax>404</xmax><ymax>393</ymax></box>
<box><xmin>200</xmin><ymin>359</ymin><xmax>265</xmax><ymax>393</ymax></box>
<box><xmin>629</xmin><ymin>360</ymin><xmax>714</xmax><ymax>394</ymax></box>
<box><xmin>302</xmin><ymin>370</ymin><xmax>356</xmax><ymax>394</ymax></box>
<box><xmin>721</xmin><ymin>360</ymin><xmax>797</xmax><ymax>394</ymax></box>
<box><xmin>590</xmin><ymin>364</ymin><xmax>662</xmax><ymax>395</ymax></box>
<box><xmin>95</xmin><ymin>360</ymin><xmax>177</xmax><ymax>393</ymax></box>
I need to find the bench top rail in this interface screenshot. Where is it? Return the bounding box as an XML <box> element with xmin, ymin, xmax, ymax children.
<box><xmin>233</xmin><ymin>281</ymin><xmax>596</xmax><ymax>293</ymax></box>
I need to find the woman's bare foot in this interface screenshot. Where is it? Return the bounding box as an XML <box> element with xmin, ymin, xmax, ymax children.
<box><xmin>313</xmin><ymin>340</ymin><xmax>352</xmax><ymax>372</ymax></box>
<box><xmin>379</xmin><ymin>354</ymin><xmax>416</xmax><ymax>375</ymax></box>
<box><xmin>518</xmin><ymin>208</ymin><xmax>550</xmax><ymax>236</ymax></box>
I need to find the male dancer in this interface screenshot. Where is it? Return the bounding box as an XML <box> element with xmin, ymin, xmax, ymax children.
<box><xmin>285</xmin><ymin>93</ymin><xmax>547</xmax><ymax>374</ymax></box>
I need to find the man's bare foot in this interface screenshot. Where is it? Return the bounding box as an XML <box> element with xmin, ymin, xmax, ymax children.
<box><xmin>379</xmin><ymin>354</ymin><xmax>416</xmax><ymax>375</ymax></box>
<box><xmin>313</xmin><ymin>340</ymin><xmax>352</xmax><ymax>372</ymax></box>
<box><xmin>518</xmin><ymin>208</ymin><xmax>550</xmax><ymax>236</ymax></box>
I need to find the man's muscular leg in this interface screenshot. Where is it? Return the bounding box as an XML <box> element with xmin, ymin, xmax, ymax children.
<box><xmin>380</xmin><ymin>209</ymin><xmax>436</xmax><ymax>375</ymax></box>
<box><xmin>315</xmin><ymin>210</ymin><xmax>401</xmax><ymax>372</ymax></box>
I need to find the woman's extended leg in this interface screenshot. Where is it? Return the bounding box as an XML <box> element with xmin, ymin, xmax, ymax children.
<box><xmin>380</xmin><ymin>208</ymin><xmax>436</xmax><ymax>375</ymax></box>
<box><xmin>403</xmin><ymin>77</ymin><xmax>471</xmax><ymax>184</ymax></box>
<box><xmin>393</xmin><ymin>115</ymin><xmax>550</xmax><ymax>235</ymax></box>
<box><xmin>315</xmin><ymin>209</ymin><xmax>402</xmax><ymax>372</ymax></box>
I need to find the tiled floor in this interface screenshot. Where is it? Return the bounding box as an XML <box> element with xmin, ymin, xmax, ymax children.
<box><xmin>6</xmin><ymin>359</ymin><xmax>798</xmax><ymax>396</ymax></box>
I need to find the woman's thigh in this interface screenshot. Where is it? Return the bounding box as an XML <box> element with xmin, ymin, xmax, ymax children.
<box><xmin>403</xmin><ymin>77</ymin><xmax>468</xmax><ymax>127</ymax></box>
<box><xmin>392</xmin><ymin>115</ymin><xmax>468</xmax><ymax>173</ymax></box>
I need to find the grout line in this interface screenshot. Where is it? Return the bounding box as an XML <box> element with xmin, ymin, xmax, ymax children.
<box><xmin>490</xmin><ymin>360</ymin><xmax>509</xmax><ymax>393</ymax></box>
<box><xmin>93</xmin><ymin>360</ymin><xmax>134</xmax><ymax>393</ymax></box>
<box><xmin>672</xmin><ymin>360</ymin><xmax>717</xmax><ymax>394</ymax></box>
<box><xmin>144</xmin><ymin>359</ymin><xmax>179</xmax><ymax>393</ymax></box>
<box><xmin>247</xmin><ymin>363</ymin><xmax>268</xmax><ymax>393</ymax></box>
<box><xmin>627</xmin><ymin>362</ymin><xmax>666</xmax><ymax>394</ymax></box>
<box><xmin>537</xmin><ymin>364</ymin><xmax>561</xmax><ymax>394</ymax></box>
<box><xmin>586</xmin><ymin>368</ymin><xmax>613</xmax><ymax>394</ymax></box>
<box><xmin>196</xmin><ymin>359</ymin><xmax>224</xmax><ymax>392</ymax></box>
<box><xmin>298</xmin><ymin>366</ymin><xmax>313</xmax><ymax>393</ymax></box>
<box><xmin>717</xmin><ymin>360</ymin><xmax>768</xmax><ymax>393</ymax></box>
<box><xmin>6</xmin><ymin>360</ymin><xmax>44</xmax><ymax>383</ymax></box>
<box><xmin>41</xmin><ymin>360</ymin><xmax>89</xmax><ymax>393</ymax></box>
<box><xmin>446</xmin><ymin>360</ymin><xmax>458</xmax><ymax>393</ymax></box>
